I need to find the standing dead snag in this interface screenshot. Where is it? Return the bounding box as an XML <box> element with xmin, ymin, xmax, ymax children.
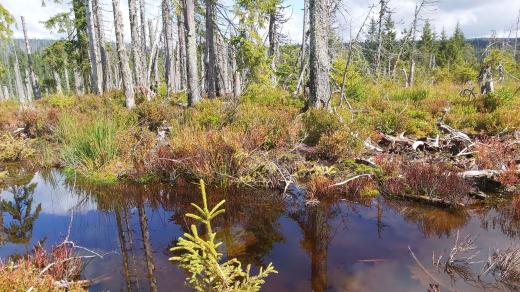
<box><xmin>205</xmin><ymin>0</ymin><xmax>217</xmax><ymax>99</ymax></box>
<box><xmin>85</xmin><ymin>0</ymin><xmax>103</xmax><ymax>95</ymax></box>
<box><xmin>183</xmin><ymin>0</ymin><xmax>201</xmax><ymax>106</ymax></box>
<box><xmin>21</xmin><ymin>16</ymin><xmax>42</xmax><ymax>100</ymax></box>
<box><xmin>112</xmin><ymin>0</ymin><xmax>135</xmax><ymax>109</ymax></box>
<box><xmin>309</xmin><ymin>0</ymin><xmax>331</xmax><ymax>109</ymax></box>
<box><xmin>407</xmin><ymin>0</ymin><xmax>437</xmax><ymax>88</ymax></box>
<box><xmin>162</xmin><ymin>0</ymin><xmax>175</xmax><ymax>97</ymax></box>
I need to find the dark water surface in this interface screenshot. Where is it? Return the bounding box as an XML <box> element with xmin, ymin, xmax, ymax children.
<box><xmin>1</xmin><ymin>168</ymin><xmax>519</xmax><ymax>291</ymax></box>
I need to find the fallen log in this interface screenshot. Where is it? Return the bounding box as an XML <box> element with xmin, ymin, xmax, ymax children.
<box><xmin>460</xmin><ymin>169</ymin><xmax>501</xmax><ymax>179</ymax></box>
<box><xmin>389</xmin><ymin>193</ymin><xmax>465</xmax><ymax>208</ymax></box>
<box><xmin>437</xmin><ymin>122</ymin><xmax>472</xmax><ymax>143</ymax></box>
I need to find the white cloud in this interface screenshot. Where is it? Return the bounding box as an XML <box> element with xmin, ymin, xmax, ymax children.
<box><xmin>2</xmin><ymin>0</ymin><xmax>520</xmax><ymax>43</ymax></box>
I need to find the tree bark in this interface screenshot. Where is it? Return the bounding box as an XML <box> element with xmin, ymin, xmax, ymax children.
<box><xmin>128</xmin><ymin>0</ymin><xmax>145</xmax><ymax>88</ymax></box>
<box><xmin>268</xmin><ymin>7</ymin><xmax>280</xmax><ymax>84</ymax></box>
<box><xmin>54</xmin><ymin>71</ymin><xmax>63</xmax><ymax>95</ymax></box>
<box><xmin>12</xmin><ymin>45</ymin><xmax>26</xmax><ymax>102</ymax></box>
<box><xmin>162</xmin><ymin>0</ymin><xmax>175</xmax><ymax>97</ymax></box>
<box><xmin>139</xmin><ymin>0</ymin><xmax>147</xmax><ymax>54</ymax></box>
<box><xmin>21</xmin><ymin>16</ymin><xmax>42</xmax><ymax>100</ymax></box>
<box><xmin>205</xmin><ymin>0</ymin><xmax>217</xmax><ymax>98</ymax></box>
<box><xmin>113</xmin><ymin>0</ymin><xmax>135</xmax><ymax>109</ymax></box>
<box><xmin>183</xmin><ymin>0</ymin><xmax>201</xmax><ymax>106</ymax></box>
<box><xmin>149</xmin><ymin>20</ymin><xmax>160</xmax><ymax>93</ymax></box>
<box><xmin>93</xmin><ymin>0</ymin><xmax>113</xmax><ymax>91</ymax></box>
<box><xmin>73</xmin><ymin>69</ymin><xmax>84</xmax><ymax>96</ymax></box>
<box><xmin>309</xmin><ymin>0</ymin><xmax>331</xmax><ymax>108</ymax></box>
<box><xmin>64</xmin><ymin>66</ymin><xmax>71</xmax><ymax>93</ymax></box>
<box><xmin>375</xmin><ymin>0</ymin><xmax>388</xmax><ymax>77</ymax></box>
<box><xmin>177</xmin><ymin>10</ymin><xmax>187</xmax><ymax>91</ymax></box>
<box><xmin>294</xmin><ymin>0</ymin><xmax>309</xmax><ymax>95</ymax></box>
<box><xmin>85</xmin><ymin>0</ymin><xmax>103</xmax><ymax>94</ymax></box>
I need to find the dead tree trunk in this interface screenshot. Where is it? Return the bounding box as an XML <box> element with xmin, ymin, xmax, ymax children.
<box><xmin>139</xmin><ymin>0</ymin><xmax>147</xmax><ymax>54</ymax></box>
<box><xmin>128</xmin><ymin>0</ymin><xmax>145</xmax><ymax>88</ymax></box>
<box><xmin>268</xmin><ymin>6</ymin><xmax>280</xmax><ymax>84</ymax></box>
<box><xmin>205</xmin><ymin>0</ymin><xmax>217</xmax><ymax>98</ymax></box>
<box><xmin>93</xmin><ymin>0</ymin><xmax>113</xmax><ymax>91</ymax></box>
<box><xmin>375</xmin><ymin>0</ymin><xmax>389</xmax><ymax>77</ymax></box>
<box><xmin>54</xmin><ymin>71</ymin><xmax>63</xmax><ymax>95</ymax></box>
<box><xmin>183</xmin><ymin>0</ymin><xmax>201</xmax><ymax>106</ymax></box>
<box><xmin>113</xmin><ymin>0</ymin><xmax>135</xmax><ymax>109</ymax></box>
<box><xmin>294</xmin><ymin>0</ymin><xmax>309</xmax><ymax>95</ymax></box>
<box><xmin>308</xmin><ymin>0</ymin><xmax>331</xmax><ymax>108</ymax></box>
<box><xmin>12</xmin><ymin>45</ymin><xmax>26</xmax><ymax>102</ymax></box>
<box><xmin>21</xmin><ymin>16</ymin><xmax>42</xmax><ymax>100</ymax></box>
<box><xmin>73</xmin><ymin>69</ymin><xmax>84</xmax><ymax>96</ymax></box>
<box><xmin>407</xmin><ymin>0</ymin><xmax>434</xmax><ymax>87</ymax></box>
<box><xmin>216</xmin><ymin>34</ymin><xmax>230</xmax><ymax>95</ymax></box>
<box><xmin>64</xmin><ymin>66</ymin><xmax>71</xmax><ymax>93</ymax></box>
<box><xmin>162</xmin><ymin>0</ymin><xmax>175</xmax><ymax>97</ymax></box>
<box><xmin>85</xmin><ymin>0</ymin><xmax>103</xmax><ymax>94</ymax></box>
<box><xmin>177</xmin><ymin>10</ymin><xmax>187</xmax><ymax>91</ymax></box>
<box><xmin>149</xmin><ymin>20</ymin><xmax>160</xmax><ymax>93</ymax></box>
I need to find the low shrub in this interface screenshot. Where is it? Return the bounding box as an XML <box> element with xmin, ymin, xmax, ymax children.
<box><xmin>0</xmin><ymin>134</ymin><xmax>34</xmax><ymax>162</ymax></box>
<box><xmin>380</xmin><ymin>158</ymin><xmax>471</xmax><ymax>204</ymax></box>
<box><xmin>302</xmin><ymin>109</ymin><xmax>340</xmax><ymax>145</ymax></box>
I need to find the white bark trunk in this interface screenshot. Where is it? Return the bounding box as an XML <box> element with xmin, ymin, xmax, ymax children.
<box><xmin>113</xmin><ymin>0</ymin><xmax>135</xmax><ymax>109</ymax></box>
<box><xmin>128</xmin><ymin>0</ymin><xmax>145</xmax><ymax>88</ymax></box>
<box><xmin>205</xmin><ymin>0</ymin><xmax>217</xmax><ymax>98</ymax></box>
<box><xmin>162</xmin><ymin>0</ymin><xmax>175</xmax><ymax>97</ymax></box>
<box><xmin>21</xmin><ymin>16</ymin><xmax>42</xmax><ymax>100</ymax></box>
<box><xmin>183</xmin><ymin>0</ymin><xmax>201</xmax><ymax>105</ymax></box>
<box><xmin>85</xmin><ymin>0</ymin><xmax>103</xmax><ymax>94</ymax></box>
<box><xmin>54</xmin><ymin>71</ymin><xmax>63</xmax><ymax>95</ymax></box>
<box><xmin>12</xmin><ymin>46</ymin><xmax>26</xmax><ymax>102</ymax></box>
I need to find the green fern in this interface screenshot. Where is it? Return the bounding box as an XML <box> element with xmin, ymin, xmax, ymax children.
<box><xmin>170</xmin><ymin>179</ymin><xmax>277</xmax><ymax>292</ymax></box>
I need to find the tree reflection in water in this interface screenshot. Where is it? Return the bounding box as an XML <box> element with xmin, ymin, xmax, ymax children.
<box><xmin>0</xmin><ymin>183</ymin><xmax>42</xmax><ymax>247</ymax></box>
<box><xmin>290</xmin><ymin>201</ymin><xmax>335</xmax><ymax>292</ymax></box>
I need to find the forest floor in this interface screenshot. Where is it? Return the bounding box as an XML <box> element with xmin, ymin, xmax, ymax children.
<box><xmin>1</xmin><ymin>81</ymin><xmax>520</xmax><ymax>208</ymax></box>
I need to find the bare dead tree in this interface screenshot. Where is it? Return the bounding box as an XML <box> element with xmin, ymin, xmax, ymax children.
<box><xmin>21</xmin><ymin>16</ymin><xmax>42</xmax><ymax>100</ymax></box>
<box><xmin>112</xmin><ymin>0</ymin><xmax>135</xmax><ymax>109</ymax></box>
<box><xmin>162</xmin><ymin>0</ymin><xmax>175</xmax><ymax>97</ymax></box>
<box><xmin>93</xmin><ymin>0</ymin><xmax>113</xmax><ymax>91</ymax></box>
<box><xmin>294</xmin><ymin>0</ymin><xmax>309</xmax><ymax>95</ymax></box>
<box><xmin>205</xmin><ymin>0</ymin><xmax>217</xmax><ymax>98</ymax></box>
<box><xmin>407</xmin><ymin>0</ymin><xmax>437</xmax><ymax>87</ymax></box>
<box><xmin>375</xmin><ymin>0</ymin><xmax>391</xmax><ymax>77</ymax></box>
<box><xmin>129</xmin><ymin>0</ymin><xmax>145</xmax><ymax>88</ymax></box>
<box><xmin>85</xmin><ymin>0</ymin><xmax>103</xmax><ymax>94</ymax></box>
<box><xmin>183</xmin><ymin>0</ymin><xmax>201</xmax><ymax>105</ymax></box>
<box><xmin>12</xmin><ymin>43</ymin><xmax>27</xmax><ymax>102</ymax></box>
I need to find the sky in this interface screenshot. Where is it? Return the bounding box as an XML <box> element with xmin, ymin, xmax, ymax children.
<box><xmin>3</xmin><ymin>0</ymin><xmax>520</xmax><ymax>43</ymax></box>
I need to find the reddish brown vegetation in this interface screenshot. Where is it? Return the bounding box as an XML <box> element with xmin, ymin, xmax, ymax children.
<box><xmin>378</xmin><ymin>156</ymin><xmax>471</xmax><ymax>203</ymax></box>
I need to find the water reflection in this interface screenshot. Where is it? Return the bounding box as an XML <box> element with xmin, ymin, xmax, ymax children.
<box><xmin>0</xmin><ymin>168</ymin><xmax>520</xmax><ymax>291</ymax></box>
<box><xmin>1</xmin><ymin>182</ymin><xmax>41</xmax><ymax>247</ymax></box>
<box><xmin>384</xmin><ymin>199</ymin><xmax>471</xmax><ymax>238</ymax></box>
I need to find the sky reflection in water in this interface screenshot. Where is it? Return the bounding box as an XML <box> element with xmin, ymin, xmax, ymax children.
<box><xmin>0</xmin><ymin>168</ymin><xmax>519</xmax><ymax>291</ymax></box>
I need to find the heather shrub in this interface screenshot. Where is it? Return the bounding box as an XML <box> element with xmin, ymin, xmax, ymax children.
<box><xmin>380</xmin><ymin>159</ymin><xmax>471</xmax><ymax>204</ymax></box>
<box><xmin>302</xmin><ymin>109</ymin><xmax>340</xmax><ymax>146</ymax></box>
<box><xmin>0</xmin><ymin>134</ymin><xmax>34</xmax><ymax>162</ymax></box>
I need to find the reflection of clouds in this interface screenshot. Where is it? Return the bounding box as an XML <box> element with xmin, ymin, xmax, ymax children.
<box><xmin>1</xmin><ymin>171</ymin><xmax>97</xmax><ymax>216</ymax></box>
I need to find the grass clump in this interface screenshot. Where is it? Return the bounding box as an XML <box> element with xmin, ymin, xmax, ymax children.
<box><xmin>170</xmin><ymin>179</ymin><xmax>277</xmax><ymax>291</ymax></box>
<box><xmin>56</xmin><ymin>114</ymin><xmax>134</xmax><ymax>183</ymax></box>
